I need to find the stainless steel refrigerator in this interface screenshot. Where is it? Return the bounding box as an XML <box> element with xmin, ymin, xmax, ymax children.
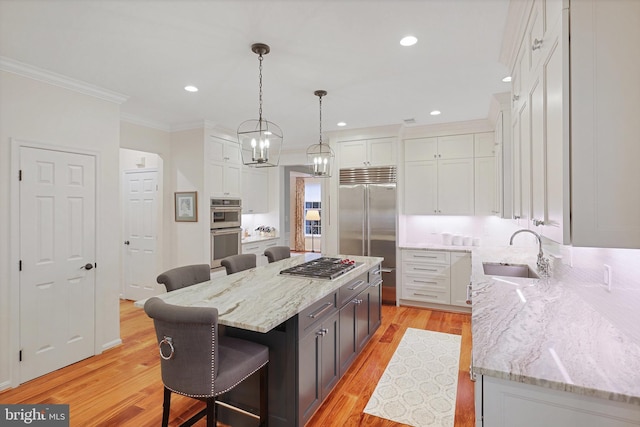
<box><xmin>339</xmin><ymin>166</ymin><xmax>397</xmax><ymax>304</ymax></box>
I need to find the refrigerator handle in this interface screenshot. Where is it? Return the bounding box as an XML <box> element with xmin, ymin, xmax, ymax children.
<box><xmin>365</xmin><ymin>185</ymin><xmax>371</xmax><ymax>256</ymax></box>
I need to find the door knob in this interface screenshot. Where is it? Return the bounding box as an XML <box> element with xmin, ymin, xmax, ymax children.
<box><xmin>124</xmin><ymin>241</ymin><xmax>130</xmax><ymax>245</ymax></box>
<box><xmin>82</xmin><ymin>263</ymin><xmax>94</xmax><ymax>270</ymax></box>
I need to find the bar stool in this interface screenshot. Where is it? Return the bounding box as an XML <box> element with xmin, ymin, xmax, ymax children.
<box><xmin>156</xmin><ymin>264</ymin><xmax>211</xmax><ymax>292</ymax></box>
<box><xmin>220</xmin><ymin>254</ymin><xmax>256</xmax><ymax>275</ymax></box>
<box><xmin>144</xmin><ymin>297</ymin><xmax>269</xmax><ymax>427</ymax></box>
<box><xmin>264</xmin><ymin>246</ymin><xmax>291</xmax><ymax>263</ymax></box>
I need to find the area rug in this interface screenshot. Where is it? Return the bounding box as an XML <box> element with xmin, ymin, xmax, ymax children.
<box><xmin>363</xmin><ymin>328</ymin><xmax>461</xmax><ymax>427</ymax></box>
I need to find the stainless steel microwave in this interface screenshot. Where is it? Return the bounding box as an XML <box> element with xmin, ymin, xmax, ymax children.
<box><xmin>210</xmin><ymin>198</ymin><xmax>242</xmax><ymax>229</ymax></box>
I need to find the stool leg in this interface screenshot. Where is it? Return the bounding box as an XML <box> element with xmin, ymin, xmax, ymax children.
<box><xmin>259</xmin><ymin>364</ymin><xmax>268</xmax><ymax>426</ymax></box>
<box><xmin>162</xmin><ymin>387</ymin><xmax>171</xmax><ymax>427</ymax></box>
<box><xmin>206</xmin><ymin>398</ymin><xmax>215</xmax><ymax>427</ymax></box>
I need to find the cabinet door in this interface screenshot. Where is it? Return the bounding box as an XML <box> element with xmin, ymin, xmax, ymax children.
<box><xmin>450</xmin><ymin>253</ymin><xmax>472</xmax><ymax>307</ymax></box>
<box><xmin>404</xmin><ymin>160</ymin><xmax>437</xmax><ymax>214</ymax></box>
<box><xmin>404</xmin><ymin>137</ymin><xmax>438</xmax><ymax>161</ymax></box>
<box><xmin>355</xmin><ymin>292</ymin><xmax>369</xmax><ymax>352</ymax></box>
<box><xmin>299</xmin><ymin>329</ymin><xmax>321</xmax><ymax>424</ymax></box>
<box><xmin>224</xmin><ymin>163</ymin><xmax>241</xmax><ymax>197</ymax></box>
<box><xmin>475</xmin><ymin>156</ymin><xmax>496</xmax><ymax>216</ymax></box>
<box><xmin>338</xmin><ymin>140</ymin><xmax>368</xmax><ymax>168</ymax></box>
<box><xmin>320</xmin><ymin>311</ymin><xmax>340</xmax><ymax>400</ymax></box>
<box><xmin>474</xmin><ymin>132</ymin><xmax>496</xmax><ymax>157</ymax></box>
<box><xmin>368</xmin><ymin>279</ymin><xmax>382</xmax><ymax>333</ymax></box>
<box><xmin>242</xmin><ymin>168</ymin><xmax>269</xmax><ymax>214</ymax></box>
<box><xmin>209</xmin><ymin>161</ymin><xmax>225</xmax><ymax>197</ymax></box>
<box><xmin>368</xmin><ymin>137</ymin><xmax>396</xmax><ymax>166</ymax></box>
<box><xmin>339</xmin><ymin>301</ymin><xmax>357</xmax><ymax>376</ymax></box>
<box><xmin>437</xmin><ymin>134</ymin><xmax>474</xmax><ymax>159</ymax></box>
<box><xmin>530</xmin><ymin>76</ymin><xmax>545</xmax><ymax>231</ymax></box>
<box><xmin>209</xmin><ymin>136</ymin><xmax>240</xmax><ymax>164</ymax></box>
<box><xmin>438</xmin><ymin>158</ymin><xmax>474</xmax><ymax>215</ymax></box>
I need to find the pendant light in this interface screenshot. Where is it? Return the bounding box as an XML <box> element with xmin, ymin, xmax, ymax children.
<box><xmin>306</xmin><ymin>90</ymin><xmax>335</xmax><ymax>177</ymax></box>
<box><xmin>237</xmin><ymin>43</ymin><xmax>283</xmax><ymax>167</ymax></box>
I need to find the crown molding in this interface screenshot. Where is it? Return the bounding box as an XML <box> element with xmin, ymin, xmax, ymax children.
<box><xmin>120</xmin><ymin>113</ymin><xmax>171</xmax><ymax>132</ymax></box>
<box><xmin>499</xmin><ymin>0</ymin><xmax>534</xmax><ymax>69</ymax></box>
<box><xmin>0</xmin><ymin>56</ymin><xmax>129</xmax><ymax>104</ymax></box>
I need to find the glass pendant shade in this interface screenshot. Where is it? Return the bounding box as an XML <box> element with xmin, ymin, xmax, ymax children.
<box><xmin>237</xmin><ymin>43</ymin><xmax>282</xmax><ymax>168</ymax></box>
<box><xmin>307</xmin><ymin>89</ymin><xmax>334</xmax><ymax>177</ymax></box>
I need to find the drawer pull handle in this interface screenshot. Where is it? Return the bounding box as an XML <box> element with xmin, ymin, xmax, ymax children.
<box><xmin>370</xmin><ymin>280</ymin><xmax>382</xmax><ymax>288</ymax></box>
<box><xmin>414</xmin><ymin>293</ymin><xmax>438</xmax><ymax>298</ymax></box>
<box><xmin>414</xmin><ymin>268</ymin><xmax>438</xmax><ymax>272</ymax></box>
<box><xmin>414</xmin><ymin>280</ymin><xmax>438</xmax><ymax>284</ymax></box>
<box><xmin>414</xmin><ymin>255</ymin><xmax>438</xmax><ymax>259</ymax></box>
<box><xmin>308</xmin><ymin>302</ymin><xmax>333</xmax><ymax>319</ymax></box>
<box><xmin>466</xmin><ymin>282</ymin><xmax>473</xmax><ymax>305</ymax></box>
<box><xmin>347</xmin><ymin>280</ymin><xmax>366</xmax><ymax>291</ymax></box>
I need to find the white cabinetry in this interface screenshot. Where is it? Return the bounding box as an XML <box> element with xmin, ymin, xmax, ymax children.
<box><xmin>570</xmin><ymin>0</ymin><xmax>640</xmax><ymax>248</ymax></box>
<box><xmin>476</xmin><ymin>375</ymin><xmax>640</xmax><ymax>427</ymax></box>
<box><xmin>241</xmin><ymin>238</ymin><xmax>279</xmax><ymax>267</ymax></box>
<box><xmin>404</xmin><ymin>134</ymin><xmax>475</xmax><ymax>215</ymax></box>
<box><xmin>400</xmin><ymin>249</ymin><xmax>471</xmax><ymax>310</ymax></box>
<box><xmin>474</xmin><ymin>132</ymin><xmax>497</xmax><ymax>216</ymax></box>
<box><xmin>338</xmin><ymin>137</ymin><xmax>396</xmax><ymax>168</ymax></box>
<box><xmin>208</xmin><ymin>136</ymin><xmax>241</xmax><ymax>198</ymax></box>
<box><xmin>241</xmin><ymin>167</ymin><xmax>269</xmax><ymax>214</ymax></box>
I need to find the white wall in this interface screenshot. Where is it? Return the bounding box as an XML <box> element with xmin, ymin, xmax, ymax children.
<box><xmin>0</xmin><ymin>70</ymin><xmax>122</xmax><ymax>388</ymax></box>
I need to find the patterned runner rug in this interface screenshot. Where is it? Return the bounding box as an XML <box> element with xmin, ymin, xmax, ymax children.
<box><xmin>363</xmin><ymin>328</ymin><xmax>461</xmax><ymax>427</ymax></box>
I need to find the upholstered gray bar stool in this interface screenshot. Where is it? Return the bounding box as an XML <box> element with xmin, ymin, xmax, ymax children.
<box><xmin>156</xmin><ymin>264</ymin><xmax>211</xmax><ymax>292</ymax></box>
<box><xmin>144</xmin><ymin>297</ymin><xmax>269</xmax><ymax>427</ymax></box>
<box><xmin>220</xmin><ymin>254</ymin><xmax>256</xmax><ymax>275</ymax></box>
<box><xmin>264</xmin><ymin>246</ymin><xmax>291</xmax><ymax>264</ymax></box>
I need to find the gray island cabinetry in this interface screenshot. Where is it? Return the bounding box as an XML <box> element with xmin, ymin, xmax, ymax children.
<box><xmin>136</xmin><ymin>254</ymin><xmax>383</xmax><ymax>427</ymax></box>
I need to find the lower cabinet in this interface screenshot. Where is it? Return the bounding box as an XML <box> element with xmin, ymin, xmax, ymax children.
<box><xmin>242</xmin><ymin>238</ymin><xmax>279</xmax><ymax>267</ymax></box>
<box><xmin>476</xmin><ymin>375</ymin><xmax>640</xmax><ymax>427</ymax></box>
<box><xmin>400</xmin><ymin>249</ymin><xmax>471</xmax><ymax>310</ymax></box>
<box><xmin>299</xmin><ymin>266</ymin><xmax>382</xmax><ymax>425</ymax></box>
<box><xmin>299</xmin><ymin>309</ymin><xmax>340</xmax><ymax>425</ymax></box>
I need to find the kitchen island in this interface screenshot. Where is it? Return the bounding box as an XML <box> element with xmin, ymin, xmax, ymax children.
<box><xmin>136</xmin><ymin>253</ymin><xmax>383</xmax><ymax>427</ymax></box>
<box><xmin>470</xmin><ymin>247</ymin><xmax>640</xmax><ymax>426</ymax></box>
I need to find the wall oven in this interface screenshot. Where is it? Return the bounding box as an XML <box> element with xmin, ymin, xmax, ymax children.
<box><xmin>210</xmin><ymin>198</ymin><xmax>242</xmax><ymax>269</ymax></box>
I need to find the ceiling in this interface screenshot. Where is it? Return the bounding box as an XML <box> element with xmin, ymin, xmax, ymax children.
<box><xmin>0</xmin><ymin>0</ymin><xmax>511</xmax><ymax>150</ymax></box>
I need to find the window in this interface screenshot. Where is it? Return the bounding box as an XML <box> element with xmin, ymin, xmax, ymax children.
<box><xmin>304</xmin><ymin>201</ymin><xmax>321</xmax><ymax>236</ymax></box>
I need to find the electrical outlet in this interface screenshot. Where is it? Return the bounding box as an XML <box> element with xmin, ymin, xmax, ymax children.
<box><xmin>604</xmin><ymin>264</ymin><xmax>612</xmax><ymax>292</ymax></box>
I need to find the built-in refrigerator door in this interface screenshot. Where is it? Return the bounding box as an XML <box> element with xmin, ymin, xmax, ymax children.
<box><xmin>368</xmin><ymin>183</ymin><xmax>397</xmax><ymax>304</ymax></box>
<box><xmin>339</xmin><ymin>184</ymin><xmax>366</xmax><ymax>257</ymax></box>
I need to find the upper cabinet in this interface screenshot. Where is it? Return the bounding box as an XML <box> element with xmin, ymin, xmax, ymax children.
<box><xmin>207</xmin><ymin>136</ymin><xmax>242</xmax><ymax>198</ymax></box>
<box><xmin>403</xmin><ymin>134</ymin><xmax>483</xmax><ymax>216</ymax></box>
<box><xmin>242</xmin><ymin>167</ymin><xmax>269</xmax><ymax>214</ymax></box>
<box><xmin>337</xmin><ymin>137</ymin><xmax>396</xmax><ymax>168</ymax></box>
<box><xmin>508</xmin><ymin>0</ymin><xmax>639</xmax><ymax>248</ymax></box>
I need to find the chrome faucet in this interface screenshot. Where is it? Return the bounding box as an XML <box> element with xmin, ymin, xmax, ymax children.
<box><xmin>509</xmin><ymin>229</ymin><xmax>550</xmax><ymax>277</ymax></box>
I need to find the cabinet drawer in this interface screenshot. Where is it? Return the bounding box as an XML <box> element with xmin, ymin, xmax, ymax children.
<box><xmin>403</xmin><ymin>274</ymin><xmax>450</xmax><ymax>292</ymax></box>
<box><xmin>338</xmin><ymin>273</ymin><xmax>369</xmax><ymax>307</ymax></box>
<box><xmin>403</xmin><ymin>261</ymin><xmax>450</xmax><ymax>277</ymax></box>
<box><xmin>299</xmin><ymin>292</ymin><xmax>338</xmax><ymax>339</ymax></box>
<box><xmin>403</xmin><ymin>250</ymin><xmax>450</xmax><ymax>265</ymax></box>
<box><xmin>402</xmin><ymin>282</ymin><xmax>450</xmax><ymax>304</ymax></box>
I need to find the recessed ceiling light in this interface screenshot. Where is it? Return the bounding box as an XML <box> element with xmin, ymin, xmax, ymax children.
<box><xmin>184</xmin><ymin>85</ymin><xmax>198</xmax><ymax>92</ymax></box>
<box><xmin>400</xmin><ymin>36</ymin><xmax>418</xmax><ymax>47</ymax></box>
<box><xmin>337</xmin><ymin>122</ymin><xmax>346</xmax><ymax>127</ymax></box>
<box><xmin>502</xmin><ymin>76</ymin><xmax>512</xmax><ymax>83</ymax></box>
<box><xmin>430</xmin><ymin>110</ymin><xmax>441</xmax><ymax>116</ymax></box>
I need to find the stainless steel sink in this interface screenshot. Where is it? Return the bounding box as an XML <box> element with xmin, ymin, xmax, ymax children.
<box><xmin>482</xmin><ymin>262</ymin><xmax>540</xmax><ymax>279</ymax></box>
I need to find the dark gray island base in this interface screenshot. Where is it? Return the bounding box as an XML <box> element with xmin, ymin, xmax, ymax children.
<box><xmin>136</xmin><ymin>253</ymin><xmax>383</xmax><ymax>427</ymax></box>
<box><xmin>222</xmin><ymin>263</ymin><xmax>382</xmax><ymax>427</ymax></box>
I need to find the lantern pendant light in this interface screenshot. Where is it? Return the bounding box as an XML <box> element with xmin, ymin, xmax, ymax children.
<box><xmin>237</xmin><ymin>43</ymin><xmax>283</xmax><ymax>167</ymax></box>
<box><xmin>306</xmin><ymin>90</ymin><xmax>335</xmax><ymax>177</ymax></box>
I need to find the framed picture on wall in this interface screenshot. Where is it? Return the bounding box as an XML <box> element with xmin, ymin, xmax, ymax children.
<box><xmin>175</xmin><ymin>191</ymin><xmax>198</xmax><ymax>222</ymax></box>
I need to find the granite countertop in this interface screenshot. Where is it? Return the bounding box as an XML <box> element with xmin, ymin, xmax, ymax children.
<box><xmin>135</xmin><ymin>253</ymin><xmax>383</xmax><ymax>333</ymax></box>
<box><xmin>471</xmin><ymin>246</ymin><xmax>640</xmax><ymax>405</ymax></box>
<box><xmin>241</xmin><ymin>235</ymin><xmax>279</xmax><ymax>244</ymax></box>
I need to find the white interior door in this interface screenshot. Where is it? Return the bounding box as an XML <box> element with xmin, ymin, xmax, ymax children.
<box><xmin>19</xmin><ymin>146</ymin><xmax>96</xmax><ymax>383</ymax></box>
<box><xmin>123</xmin><ymin>170</ymin><xmax>160</xmax><ymax>300</ymax></box>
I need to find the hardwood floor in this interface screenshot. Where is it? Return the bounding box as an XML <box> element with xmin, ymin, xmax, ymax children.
<box><xmin>0</xmin><ymin>300</ymin><xmax>474</xmax><ymax>426</ymax></box>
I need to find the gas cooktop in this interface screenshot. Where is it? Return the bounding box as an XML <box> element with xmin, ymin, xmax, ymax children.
<box><xmin>279</xmin><ymin>257</ymin><xmax>357</xmax><ymax>280</ymax></box>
